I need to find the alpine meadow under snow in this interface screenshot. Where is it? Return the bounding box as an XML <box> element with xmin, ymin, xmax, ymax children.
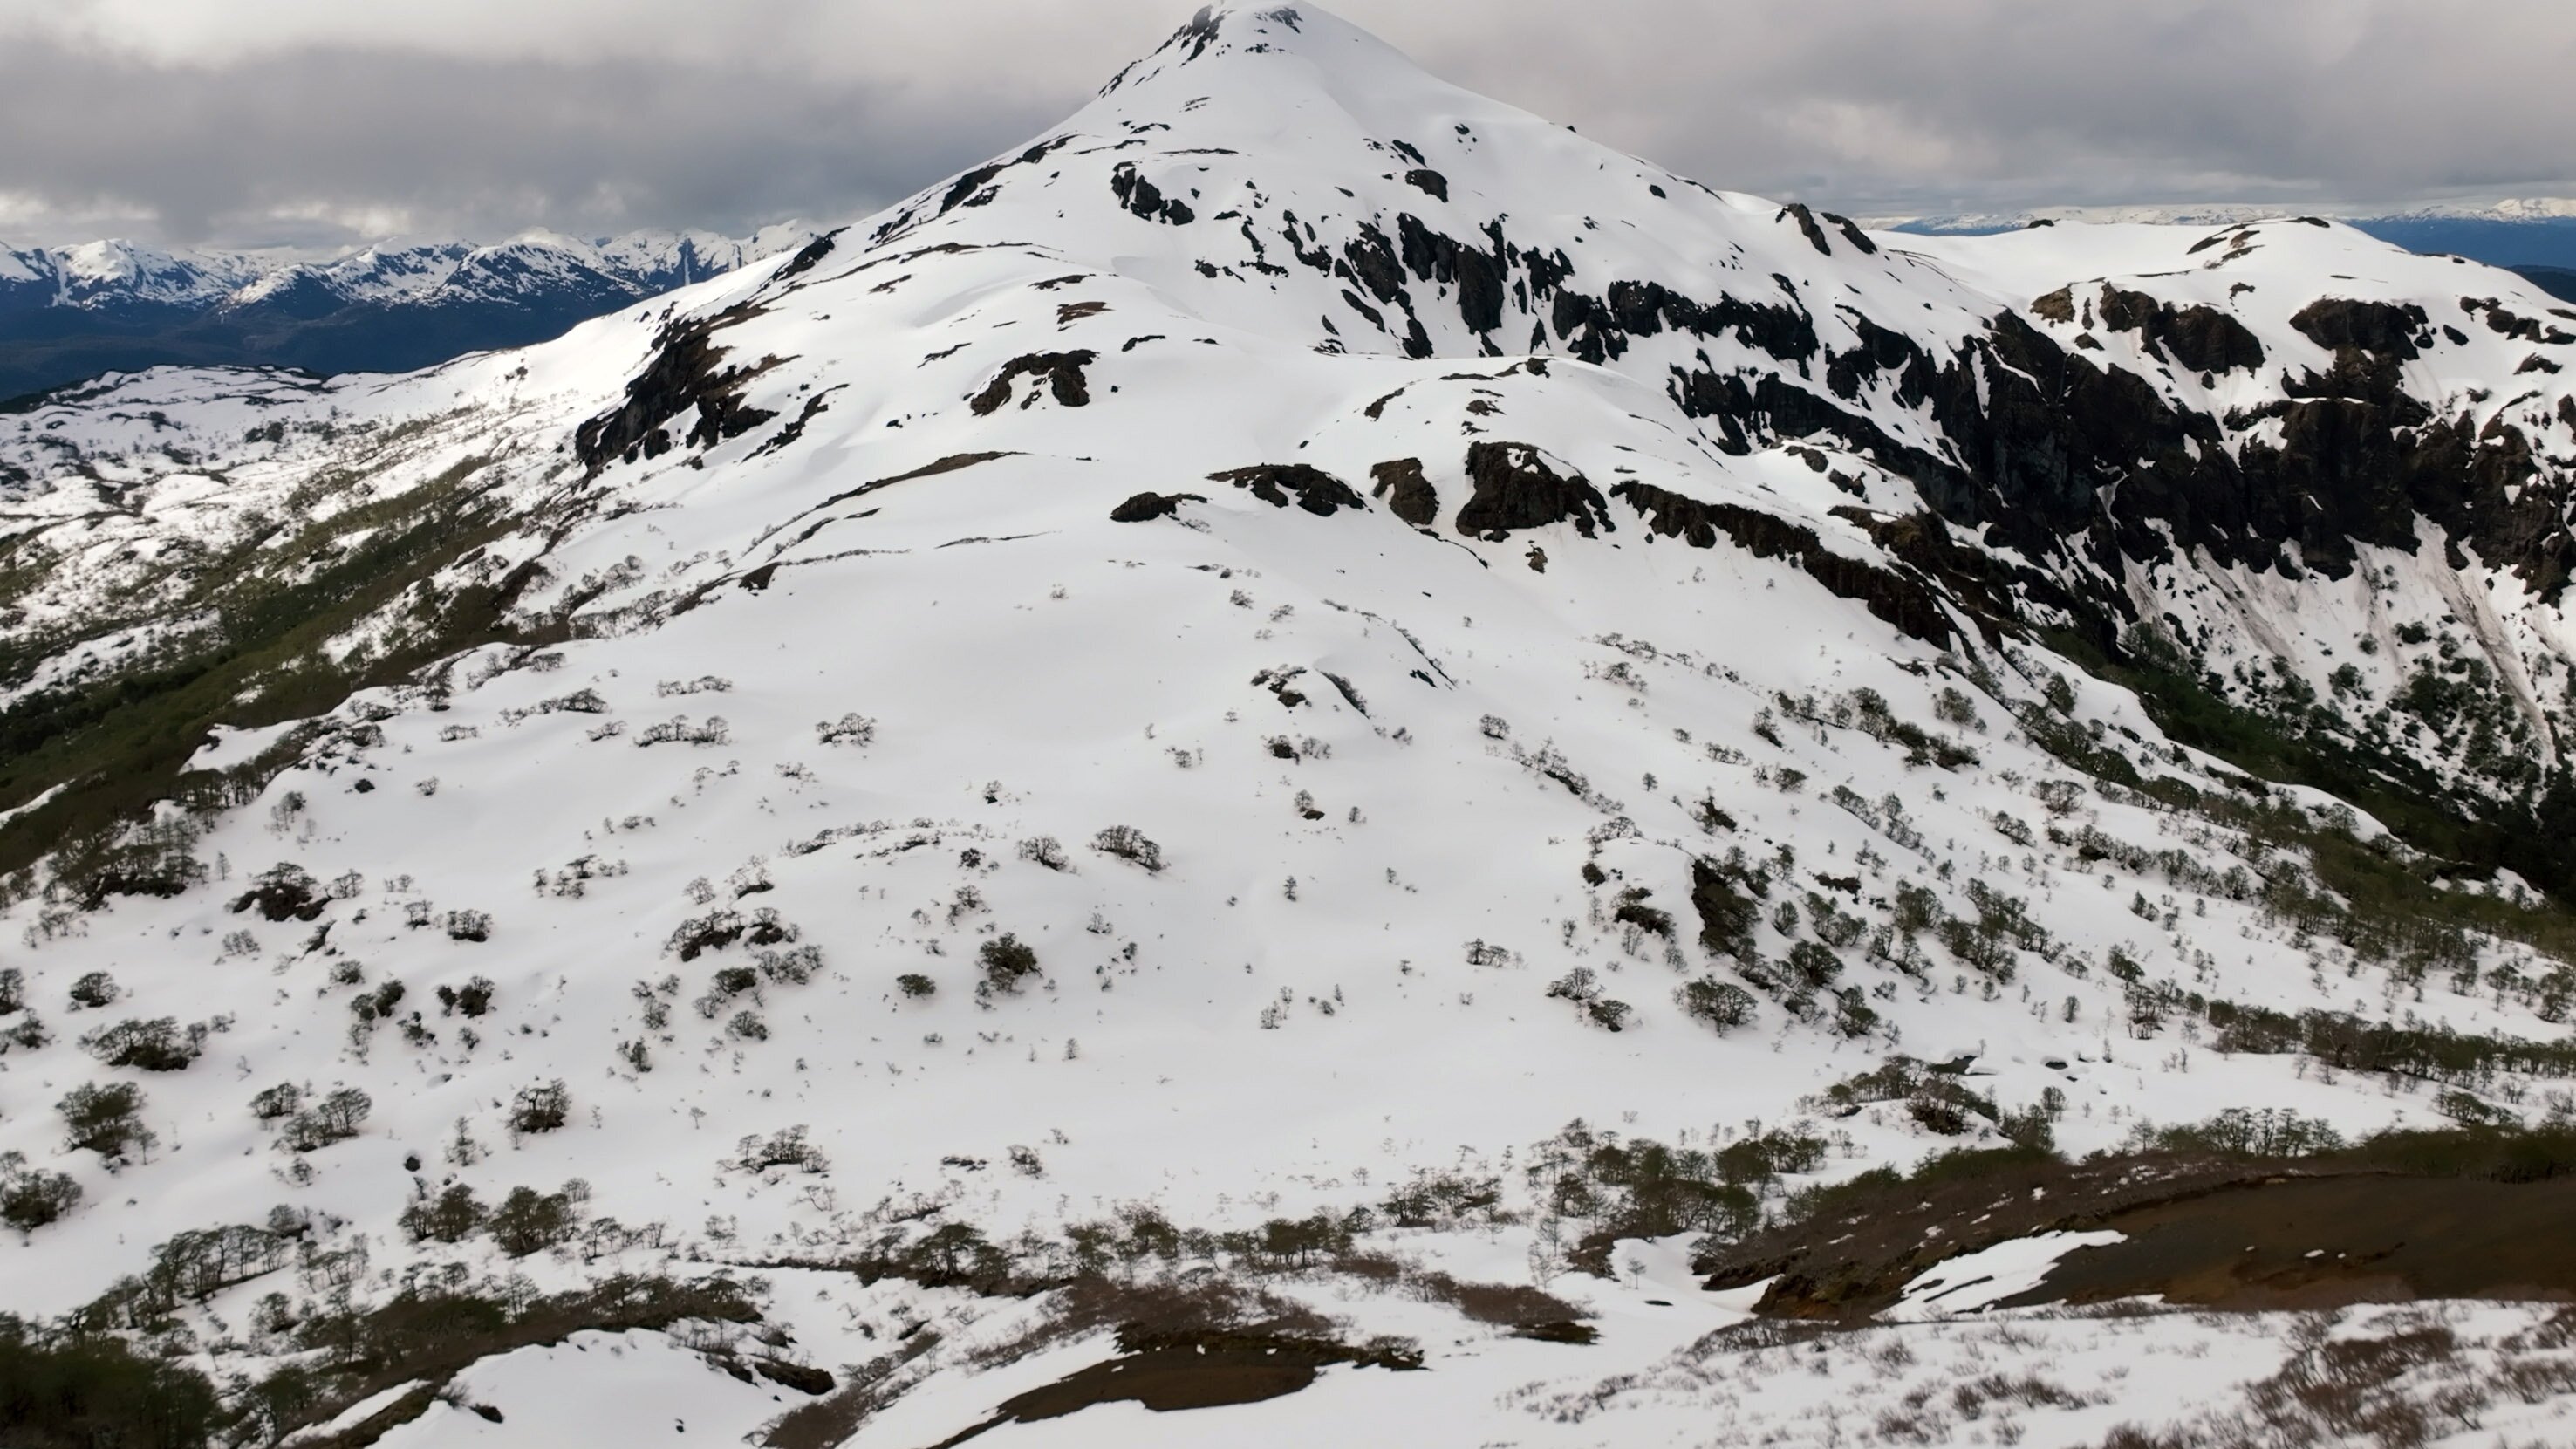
<box><xmin>8</xmin><ymin>7</ymin><xmax>2576</xmax><ymax>1446</ymax></box>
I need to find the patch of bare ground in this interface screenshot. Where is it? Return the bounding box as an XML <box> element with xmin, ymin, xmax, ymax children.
<box><xmin>2006</xmin><ymin>1175</ymin><xmax>2576</xmax><ymax>1311</ymax></box>
<box><xmin>1705</xmin><ymin>1127</ymin><xmax>2576</xmax><ymax>1319</ymax></box>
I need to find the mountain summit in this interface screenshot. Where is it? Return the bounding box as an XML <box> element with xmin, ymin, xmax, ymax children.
<box><xmin>3</xmin><ymin>6</ymin><xmax>2576</xmax><ymax>1444</ymax></box>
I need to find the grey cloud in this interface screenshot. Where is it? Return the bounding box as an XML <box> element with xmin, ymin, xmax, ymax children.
<box><xmin>0</xmin><ymin>1</ymin><xmax>2568</xmax><ymax>247</ymax></box>
<box><xmin>0</xmin><ymin>38</ymin><xmax>1061</xmax><ymax>247</ymax></box>
<box><xmin>1374</xmin><ymin>0</ymin><xmax>2576</xmax><ymax>214</ymax></box>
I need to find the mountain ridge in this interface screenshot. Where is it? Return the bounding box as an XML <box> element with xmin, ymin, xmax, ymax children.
<box><xmin>0</xmin><ymin>223</ymin><xmax>815</xmax><ymax>402</ymax></box>
<box><xmin>3</xmin><ymin>6</ymin><xmax>2576</xmax><ymax>1444</ymax></box>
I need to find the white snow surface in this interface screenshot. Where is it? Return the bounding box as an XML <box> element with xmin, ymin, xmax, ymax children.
<box><xmin>1890</xmin><ymin>1229</ymin><xmax>2125</xmax><ymax>1317</ymax></box>
<box><xmin>2</xmin><ymin>4</ymin><xmax>2574</xmax><ymax>1444</ymax></box>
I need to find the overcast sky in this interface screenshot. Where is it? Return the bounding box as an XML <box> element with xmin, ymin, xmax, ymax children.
<box><xmin>1</xmin><ymin>0</ymin><xmax>2566</xmax><ymax>251</ymax></box>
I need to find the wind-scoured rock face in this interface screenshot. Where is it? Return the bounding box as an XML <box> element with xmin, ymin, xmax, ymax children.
<box><xmin>4</xmin><ymin>7</ymin><xmax>2576</xmax><ymax>1442</ymax></box>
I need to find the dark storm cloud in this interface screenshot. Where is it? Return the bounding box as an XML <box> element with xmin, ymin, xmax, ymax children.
<box><xmin>0</xmin><ymin>0</ymin><xmax>2567</xmax><ymax>248</ymax></box>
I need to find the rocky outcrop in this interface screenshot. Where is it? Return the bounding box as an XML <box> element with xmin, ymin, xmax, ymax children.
<box><xmin>969</xmin><ymin>352</ymin><xmax>1099</xmax><ymax>414</ymax></box>
<box><xmin>1456</xmin><ymin>442</ymin><xmax>1611</xmax><ymax>538</ymax></box>
<box><xmin>2094</xmin><ymin>286</ymin><xmax>2266</xmax><ymax>374</ymax></box>
<box><xmin>1370</xmin><ymin>458</ymin><xmax>1438</xmax><ymax>527</ymax></box>
<box><xmin>1611</xmin><ymin>481</ymin><xmax>1955</xmax><ymax>647</ymax></box>
<box><xmin>574</xmin><ymin>304</ymin><xmax>782</xmax><ymax>474</ymax></box>
<box><xmin>1110</xmin><ymin>491</ymin><xmax>1204</xmax><ymax>522</ymax></box>
<box><xmin>2292</xmin><ymin>298</ymin><xmax>2429</xmax><ymax>359</ymax></box>
<box><xmin>1112</xmin><ymin>164</ymin><xmax>1198</xmax><ymax>226</ymax></box>
<box><xmin>1208</xmin><ymin>465</ymin><xmax>1365</xmax><ymax>516</ymax></box>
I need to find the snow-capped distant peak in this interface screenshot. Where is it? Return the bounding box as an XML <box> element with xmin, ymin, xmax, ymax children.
<box><xmin>1881</xmin><ymin>195</ymin><xmax>2576</xmax><ymax>234</ymax></box>
<box><xmin>0</xmin><ymin>223</ymin><xmax>817</xmax><ymax>319</ymax></box>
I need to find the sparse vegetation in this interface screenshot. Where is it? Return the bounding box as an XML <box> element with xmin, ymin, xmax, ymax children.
<box><xmin>731</xmin><ymin>1125</ymin><xmax>830</xmax><ymax>1176</ymax></box>
<box><xmin>489</xmin><ymin>1180</ymin><xmax>590</xmax><ymax>1256</ymax></box>
<box><xmin>1092</xmin><ymin>825</ymin><xmax>1165</xmax><ymax>872</ymax></box>
<box><xmin>277</xmin><ymin>1087</ymin><xmax>372</xmax><ymax>1152</ymax></box>
<box><xmin>816</xmin><ymin>713</ymin><xmax>877</xmax><ymax>746</ymax></box>
<box><xmin>1677</xmin><ymin>976</ymin><xmax>1758</xmax><ymax>1032</ymax></box>
<box><xmin>79</xmin><ymin>1015</ymin><xmax>205</xmax><ymax>1072</ymax></box>
<box><xmin>435</xmin><ymin>975</ymin><xmax>495</xmax><ymax>1016</ymax></box>
<box><xmin>0</xmin><ymin>1153</ymin><xmax>81</xmax><ymax>1232</ymax></box>
<box><xmin>400</xmin><ymin>1183</ymin><xmax>487</xmax><ymax>1243</ymax></box>
<box><xmin>507</xmin><ymin>1080</ymin><xmax>571</xmax><ymax>1137</ymax></box>
<box><xmin>65</xmin><ymin>971</ymin><xmax>118</xmax><ymax>1009</ymax></box>
<box><xmin>978</xmin><ymin>934</ymin><xmax>1041</xmax><ymax>997</ymax></box>
<box><xmin>58</xmin><ymin>1082</ymin><xmax>153</xmax><ymax>1160</ymax></box>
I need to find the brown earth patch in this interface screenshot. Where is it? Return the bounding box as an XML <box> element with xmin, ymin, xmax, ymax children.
<box><xmin>2000</xmin><ymin>1173</ymin><xmax>2576</xmax><ymax>1312</ymax></box>
<box><xmin>927</xmin><ymin>1329</ymin><xmax>1420</xmax><ymax>1446</ymax></box>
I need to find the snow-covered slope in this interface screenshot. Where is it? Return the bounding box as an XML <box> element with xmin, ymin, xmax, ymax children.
<box><xmin>1890</xmin><ymin>199</ymin><xmax>2576</xmax><ymax>279</ymax></box>
<box><xmin>3</xmin><ymin>6</ymin><xmax>2575</xmax><ymax>1445</ymax></box>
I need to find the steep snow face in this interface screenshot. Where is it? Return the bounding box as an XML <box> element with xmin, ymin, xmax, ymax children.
<box><xmin>2</xmin><ymin>9</ymin><xmax>2575</xmax><ymax>1437</ymax></box>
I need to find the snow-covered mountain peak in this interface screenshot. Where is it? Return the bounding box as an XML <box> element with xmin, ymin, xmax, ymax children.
<box><xmin>6</xmin><ymin>9</ymin><xmax>2576</xmax><ymax>1442</ymax></box>
<box><xmin>1101</xmin><ymin>3</ymin><xmax>1452</xmax><ymax>99</ymax></box>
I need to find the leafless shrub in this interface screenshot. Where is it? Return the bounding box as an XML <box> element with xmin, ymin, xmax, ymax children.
<box><xmin>1092</xmin><ymin>825</ymin><xmax>1165</xmax><ymax>873</ymax></box>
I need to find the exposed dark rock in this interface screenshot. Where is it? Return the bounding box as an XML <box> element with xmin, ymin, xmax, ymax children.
<box><xmin>1171</xmin><ymin>5</ymin><xmax>1224</xmax><ymax>62</ymax></box>
<box><xmin>1457</xmin><ymin>442</ymin><xmax>1611</xmax><ymax>538</ymax></box>
<box><xmin>1342</xmin><ymin>223</ymin><xmax>1408</xmax><ymax>305</ymax></box>
<box><xmin>968</xmin><ymin>352</ymin><xmax>1099</xmax><ymax>414</ymax></box>
<box><xmin>936</xmin><ymin>137</ymin><xmax>1076</xmax><ymax>218</ymax></box>
<box><xmin>1778</xmin><ymin>203</ymin><xmax>1835</xmax><ymax>256</ymax></box>
<box><xmin>1110</xmin><ymin>491</ymin><xmax>1204</xmax><ymax>522</ymax></box>
<box><xmin>574</xmin><ymin>304</ymin><xmax>783</xmax><ymax>475</ymax></box>
<box><xmin>1611</xmin><ymin>480</ymin><xmax>1954</xmax><ymax>646</ymax></box>
<box><xmin>748</xmin><ymin>389</ymin><xmax>839</xmax><ymax>460</ymax></box>
<box><xmin>1403</xmin><ymin>168</ymin><xmax>1450</xmax><ymax>202</ymax></box>
<box><xmin>774</xmin><ymin>232</ymin><xmax>838</xmax><ymax>282</ymax></box>
<box><xmin>1370</xmin><ymin>458</ymin><xmax>1438</xmax><ymax>525</ymax></box>
<box><xmin>750</xmin><ymin>1358</ymin><xmax>835</xmax><ymax>1396</ymax></box>
<box><xmin>1208</xmin><ymin>465</ymin><xmax>1366</xmax><ymax>516</ymax></box>
<box><xmin>1825</xmin><ymin>312</ymin><xmax>1938</xmax><ymax>404</ymax></box>
<box><xmin>2094</xmin><ymin>285</ymin><xmax>2265</xmax><ymax>373</ymax></box>
<box><xmin>1111</xmin><ymin>164</ymin><xmax>1198</xmax><ymax>226</ymax></box>
<box><xmin>1391</xmin><ymin>215</ymin><xmax>1506</xmax><ymax>333</ymax></box>
<box><xmin>1611</xmin><ymin>278</ymin><xmax>1821</xmax><ymax>364</ymax></box>
<box><xmin>2292</xmin><ymin>298</ymin><xmax>2429</xmax><ymax>359</ymax></box>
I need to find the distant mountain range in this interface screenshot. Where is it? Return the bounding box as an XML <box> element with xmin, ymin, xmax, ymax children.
<box><xmin>1883</xmin><ymin>201</ymin><xmax>2576</xmax><ymax>283</ymax></box>
<box><xmin>0</xmin><ymin>225</ymin><xmax>813</xmax><ymax>402</ymax></box>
